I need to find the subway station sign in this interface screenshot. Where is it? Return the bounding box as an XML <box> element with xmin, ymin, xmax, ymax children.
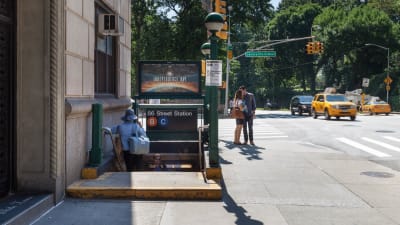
<box><xmin>146</xmin><ymin>109</ymin><xmax>197</xmax><ymax>131</ymax></box>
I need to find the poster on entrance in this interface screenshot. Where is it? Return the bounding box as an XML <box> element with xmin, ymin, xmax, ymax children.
<box><xmin>138</xmin><ymin>61</ymin><xmax>201</xmax><ymax>97</ymax></box>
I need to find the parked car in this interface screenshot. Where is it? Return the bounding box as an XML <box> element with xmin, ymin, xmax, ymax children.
<box><xmin>289</xmin><ymin>95</ymin><xmax>313</xmax><ymax>116</ymax></box>
<box><xmin>361</xmin><ymin>98</ymin><xmax>391</xmax><ymax>115</ymax></box>
<box><xmin>311</xmin><ymin>93</ymin><xmax>357</xmax><ymax>120</ymax></box>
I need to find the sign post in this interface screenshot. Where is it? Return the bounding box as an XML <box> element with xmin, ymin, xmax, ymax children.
<box><xmin>362</xmin><ymin>78</ymin><xmax>370</xmax><ymax>87</ymax></box>
<box><xmin>384</xmin><ymin>76</ymin><xmax>392</xmax><ymax>103</ymax></box>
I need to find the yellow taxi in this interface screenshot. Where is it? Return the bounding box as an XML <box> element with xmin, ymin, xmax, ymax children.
<box><xmin>361</xmin><ymin>98</ymin><xmax>391</xmax><ymax>115</ymax></box>
<box><xmin>311</xmin><ymin>93</ymin><xmax>357</xmax><ymax>120</ymax></box>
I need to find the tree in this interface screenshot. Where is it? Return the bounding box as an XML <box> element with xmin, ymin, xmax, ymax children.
<box><xmin>265</xmin><ymin>3</ymin><xmax>322</xmax><ymax>94</ymax></box>
<box><xmin>314</xmin><ymin>5</ymin><xmax>398</xmax><ymax>92</ymax></box>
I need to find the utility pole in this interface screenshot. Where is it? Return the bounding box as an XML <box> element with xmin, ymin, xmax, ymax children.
<box><xmin>224</xmin><ymin>5</ymin><xmax>232</xmax><ymax>116</ymax></box>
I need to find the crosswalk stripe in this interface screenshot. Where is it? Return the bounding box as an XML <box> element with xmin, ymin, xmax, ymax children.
<box><xmin>383</xmin><ymin>136</ymin><xmax>400</xmax><ymax>142</ymax></box>
<box><xmin>219</xmin><ymin>134</ymin><xmax>288</xmax><ymax>138</ymax></box>
<box><xmin>362</xmin><ymin>137</ymin><xmax>400</xmax><ymax>153</ymax></box>
<box><xmin>336</xmin><ymin>137</ymin><xmax>391</xmax><ymax>157</ymax></box>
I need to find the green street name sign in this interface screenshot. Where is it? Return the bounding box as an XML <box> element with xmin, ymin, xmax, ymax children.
<box><xmin>245</xmin><ymin>51</ymin><xmax>276</xmax><ymax>57</ymax></box>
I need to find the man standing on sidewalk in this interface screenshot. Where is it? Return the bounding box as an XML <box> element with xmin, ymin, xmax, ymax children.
<box><xmin>239</xmin><ymin>85</ymin><xmax>256</xmax><ymax>145</ymax></box>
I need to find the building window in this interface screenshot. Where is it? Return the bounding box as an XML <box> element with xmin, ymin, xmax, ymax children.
<box><xmin>95</xmin><ymin>4</ymin><xmax>116</xmax><ymax>95</ymax></box>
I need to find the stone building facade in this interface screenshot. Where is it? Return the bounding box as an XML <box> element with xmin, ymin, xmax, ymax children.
<box><xmin>0</xmin><ymin>0</ymin><xmax>131</xmax><ymax>203</ymax></box>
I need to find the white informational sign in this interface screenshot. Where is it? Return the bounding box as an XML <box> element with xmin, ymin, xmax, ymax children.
<box><xmin>205</xmin><ymin>60</ymin><xmax>222</xmax><ymax>86</ymax></box>
<box><xmin>149</xmin><ymin>99</ymin><xmax>160</xmax><ymax>104</ymax></box>
<box><xmin>362</xmin><ymin>78</ymin><xmax>370</xmax><ymax>87</ymax></box>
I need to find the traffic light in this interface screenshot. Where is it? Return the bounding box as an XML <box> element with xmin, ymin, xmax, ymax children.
<box><xmin>305</xmin><ymin>42</ymin><xmax>314</xmax><ymax>54</ymax></box>
<box><xmin>219</xmin><ymin>81</ymin><xmax>226</xmax><ymax>89</ymax></box>
<box><xmin>227</xmin><ymin>44</ymin><xmax>233</xmax><ymax>59</ymax></box>
<box><xmin>201</xmin><ymin>60</ymin><xmax>206</xmax><ymax>77</ymax></box>
<box><xmin>314</xmin><ymin>41</ymin><xmax>324</xmax><ymax>53</ymax></box>
<box><xmin>214</xmin><ymin>0</ymin><xmax>227</xmax><ymax>16</ymax></box>
<box><xmin>214</xmin><ymin>0</ymin><xmax>228</xmax><ymax>40</ymax></box>
<box><xmin>319</xmin><ymin>42</ymin><xmax>324</xmax><ymax>53</ymax></box>
<box><xmin>216</xmin><ymin>30</ymin><xmax>228</xmax><ymax>40</ymax></box>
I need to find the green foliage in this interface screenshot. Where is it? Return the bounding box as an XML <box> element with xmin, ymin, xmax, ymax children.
<box><xmin>229</xmin><ymin>0</ymin><xmax>274</xmax><ymax>31</ymax></box>
<box><xmin>130</xmin><ymin>0</ymin><xmax>400</xmax><ymax>108</ymax></box>
<box><xmin>263</xmin><ymin>3</ymin><xmax>322</xmax><ymax>97</ymax></box>
<box><xmin>314</xmin><ymin>5</ymin><xmax>398</xmax><ymax>92</ymax></box>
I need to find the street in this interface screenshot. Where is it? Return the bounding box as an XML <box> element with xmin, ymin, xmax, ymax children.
<box><xmin>32</xmin><ymin>110</ymin><xmax>400</xmax><ymax>225</ymax></box>
<box><xmin>240</xmin><ymin>110</ymin><xmax>400</xmax><ymax>171</ymax></box>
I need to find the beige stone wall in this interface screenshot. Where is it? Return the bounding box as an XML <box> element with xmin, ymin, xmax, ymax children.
<box><xmin>64</xmin><ymin>0</ymin><xmax>132</xmax><ymax>185</ymax></box>
<box><xmin>16</xmin><ymin>0</ymin><xmax>53</xmax><ymax>193</ymax></box>
<box><xmin>65</xmin><ymin>0</ymin><xmax>131</xmax><ymax>98</ymax></box>
<box><xmin>15</xmin><ymin>0</ymin><xmax>131</xmax><ymax>202</ymax></box>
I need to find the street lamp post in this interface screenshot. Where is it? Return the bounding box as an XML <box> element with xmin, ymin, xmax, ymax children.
<box><xmin>204</xmin><ymin>12</ymin><xmax>224</xmax><ymax>168</ymax></box>
<box><xmin>365</xmin><ymin>43</ymin><xmax>390</xmax><ymax>103</ymax></box>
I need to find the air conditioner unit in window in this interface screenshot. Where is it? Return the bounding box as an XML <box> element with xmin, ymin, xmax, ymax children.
<box><xmin>99</xmin><ymin>14</ymin><xmax>124</xmax><ymax>36</ymax></box>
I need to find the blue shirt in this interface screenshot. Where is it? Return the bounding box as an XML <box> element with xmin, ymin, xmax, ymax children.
<box><xmin>111</xmin><ymin>121</ymin><xmax>147</xmax><ymax>151</ymax></box>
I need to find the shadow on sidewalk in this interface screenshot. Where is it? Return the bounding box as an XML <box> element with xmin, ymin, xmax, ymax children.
<box><xmin>220</xmin><ymin>140</ymin><xmax>266</xmax><ymax>161</ymax></box>
<box><xmin>221</xmin><ymin>179</ymin><xmax>264</xmax><ymax>225</ymax></box>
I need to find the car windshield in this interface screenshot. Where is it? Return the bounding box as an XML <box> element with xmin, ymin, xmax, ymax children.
<box><xmin>371</xmin><ymin>100</ymin><xmax>387</xmax><ymax>105</ymax></box>
<box><xmin>298</xmin><ymin>96</ymin><xmax>313</xmax><ymax>102</ymax></box>
<box><xmin>326</xmin><ymin>95</ymin><xmax>347</xmax><ymax>102</ymax></box>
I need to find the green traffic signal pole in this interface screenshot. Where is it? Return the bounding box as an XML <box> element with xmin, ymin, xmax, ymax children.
<box><xmin>204</xmin><ymin>12</ymin><xmax>224</xmax><ymax>168</ymax></box>
<box><xmin>209</xmin><ymin>33</ymin><xmax>219</xmax><ymax>167</ymax></box>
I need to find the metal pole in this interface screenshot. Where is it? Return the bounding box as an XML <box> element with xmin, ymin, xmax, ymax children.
<box><xmin>90</xmin><ymin>103</ymin><xmax>103</xmax><ymax>166</ymax></box>
<box><xmin>365</xmin><ymin>43</ymin><xmax>390</xmax><ymax>102</ymax></box>
<box><xmin>204</xmin><ymin>55</ymin><xmax>210</xmax><ymax>125</ymax></box>
<box><xmin>224</xmin><ymin>57</ymin><xmax>230</xmax><ymax>116</ymax></box>
<box><xmin>387</xmin><ymin>48</ymin><xmax>390</xmax><ymax>103</ymax></box>
<box><xmin>224</xmin><ymin>8</ymin><xmax>232</xmax><ymax>116</ymax></box>
<box><xmin>209</xmin><ymin>33</ymin><xmax>219</xmax><ymax>168</ymax></box>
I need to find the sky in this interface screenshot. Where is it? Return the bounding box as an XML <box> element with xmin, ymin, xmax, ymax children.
<box><xmin>271</xmin><ymin>0</ymin><xmax>281</xmax><ymax>9</ymax></box>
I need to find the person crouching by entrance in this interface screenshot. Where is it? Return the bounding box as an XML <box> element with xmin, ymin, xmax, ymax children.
<box><xmin>233</xmin><ymin>90</ymin><xmax>246</xmax><ymax>145</ymax></box>
<box><xmin>112</xmin><ymin>109</ymin><xmax>146</xmax><ymax>171</ymax></box>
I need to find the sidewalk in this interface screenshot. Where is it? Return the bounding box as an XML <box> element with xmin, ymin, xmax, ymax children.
<box><xmin>32</xmin><ymin>128</ymin><xmax>400</xmax><ymax>225</ymax></box>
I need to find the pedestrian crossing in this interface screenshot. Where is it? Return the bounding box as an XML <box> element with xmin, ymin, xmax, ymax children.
<box><xmin>336</xmin><ymin>136</ymin><xmax>400</xmax><ymax>158</ymax></box>
<box><xmin>218</xmin><ymin>123</ymin><xmax>288</xmax><ymax>141</ymax></box>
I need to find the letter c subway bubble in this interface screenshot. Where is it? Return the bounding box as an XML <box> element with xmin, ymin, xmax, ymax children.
<box><xmin>159</xmin><ymin>117</ymin><xmax>168</xmax><ymax>126</ymax></box>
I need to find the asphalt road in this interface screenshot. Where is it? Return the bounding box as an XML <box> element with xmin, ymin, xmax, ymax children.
<box><xmin>239</xmin><ymin>110</ymin><xmax>400</xmax><ymax>171</ymax></box>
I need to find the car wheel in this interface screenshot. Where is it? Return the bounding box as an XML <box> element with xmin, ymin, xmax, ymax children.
<box><xmin>312</xmin><ymin>109</ymin><xmax>318</xmax><ymax>119</ymax></box>
<box><xmin>324</xmin><ymin>109</ymin><xmax>331</xmax><ymax>120</ymax></box>
<box><xmin>350</xmin><ymin>116</ymin><xmax>356</xmax><ymax>121</ymax></box>
<box><xmin>385</xmin><ymin>113</ymin><xmax>389</xmax><ymax>116</ymax></box>
<box><xmin>336</xmin><ymin>116</ymin><xmax>340</xmax><ymax>120</ymax></box>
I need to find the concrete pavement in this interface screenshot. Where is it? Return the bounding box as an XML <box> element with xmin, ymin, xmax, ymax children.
<box><xmin>32</xmin><ymin>119</ymin><xmax>400</xmax><ymax>225</ymax></box>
